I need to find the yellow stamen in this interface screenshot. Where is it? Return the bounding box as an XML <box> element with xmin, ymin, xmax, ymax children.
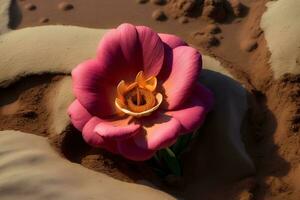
<box><xmin>136</xmin><ymin>71</ymin><xmax>157</xmax><ymax>92</ymax></box>
<box><xmin>136</xmin><ymin>87</ymin><xmax>141</xmax><ymax>106</ymax></box>
<box><xmin>115</xmin><ymin>71</ymin><xmax>162</xmax><ymax>117</ymax></box>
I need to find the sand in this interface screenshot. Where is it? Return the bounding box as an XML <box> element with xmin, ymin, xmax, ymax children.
<box><xmin>261</xmin><ymin>0</ymin><xmax>300</xmax><ymax>79</ymax></box>
<box><xmin>0</xmin><ymin>130</ymin><xmax>175</xmax><ymax>200</ymax></box>
<box><xmin>0</xmin><ymin>26</ymin><xmax>106</xmax><ymax>87</ymax></box>
<box><xmin>1</xmin><ymin>0</ymin><xmax>300</xmax><ymax>199</ymax></box>
<box><xmin>0</xmin><ymin>0</ymin><xmax>10</xmax><ymax>34</ymax></box>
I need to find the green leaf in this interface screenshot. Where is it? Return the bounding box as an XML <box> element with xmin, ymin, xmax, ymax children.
<box><xmin>153</xmin><ymin>153</ymin><xmax>164</xmax><ymax>168</ymax></box>
<box><xmin>159</xmin><ymin>148</ymin><xmax>181</xmax><ymax>176</ymax></box>
<box><xmin>171</xmin><ymin>134</ymin><xmax>193</xmax><ymax>156</ymax></box>
<box><xmin>151</xmin><ymin>167</ymin><xmax>168</xmax><ymax>177</ymax></box>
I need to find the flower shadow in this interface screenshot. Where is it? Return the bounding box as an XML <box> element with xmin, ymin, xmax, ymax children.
<box><xmin>53</xmin><ymin>124</ymin><xmax>161</xmax><ymax>183</ymax></box>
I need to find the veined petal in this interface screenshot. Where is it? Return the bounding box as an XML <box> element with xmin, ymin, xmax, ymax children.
<box><xmin>159</xmin><ymin>33</ymin><xmax>187</xmax><ymax>49</ymax></box>
<box><xmin>68</xmin><ymin>99</ymin><xmax>92</xmax><ymax>131</ymax></box>
<box><xmin>136</xmin><ymin>26</ymin><xmax>165</xmax><ymax>78</ymax></box>
<box><xmin>96</xmin><ymin>24</ymin><xmax>142</xmax><ymax>83</ymax></box>
<box><xmin>95</xmin><ymin>117</ymin><xmax>141</xmax><ymax>140</ymax></box>
<box><xmin>157</xmin><ymin>44</ymin><xmax>173</xmax><ymax>82</ymax></box>
<box><xmin>96</xmin><ymin>24</ymin><xmax>165</xmax><ymax>84</ymax></box>
<box><xmin>72</xmin><ymin>59</ymin><xmax>116</xmax><ymax>117</ymax></box>
<box><xmin>133</xmin><ymin>112</ymin><xmax>182</xmax><ymax>150</ymax></box>
<box><xmin>117</xmin><ymin>138</ymin><xmax>156</xmax><ymax>161</ymax></box>
<box><xmin>167</xmin><ymin>83</ymin><xmax>214</xmax><ymax>134</ymax></box>
<box><xmin>162</xmin><ymin>46</ymin><xmax>202</xmax><ymax>110</ymax></box>
<box><xmin>82</xmin><ymin>117</ymin><xmax>118</xmax><ymax>153</ymax></box>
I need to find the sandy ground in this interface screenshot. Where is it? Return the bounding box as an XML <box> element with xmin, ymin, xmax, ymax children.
<box><xmin>0</xmin><ymin>0</ymin><xmax>300</xmax><ymax>199</ymax></box>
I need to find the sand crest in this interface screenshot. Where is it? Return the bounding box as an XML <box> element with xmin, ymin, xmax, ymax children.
<box><xmin>0</xmin><ymin>26</ymin><xmax>106</xmax><ymax>87</ymax></box>
<box><xmin>261</xmin><ymin>0</ymin><xmax>300</xmax><ymax>79</ymax></box>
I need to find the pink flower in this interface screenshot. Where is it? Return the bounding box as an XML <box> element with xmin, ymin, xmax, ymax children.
<box><xmin>68</xmin><ymin>23</ymin><xmax>214</xmax><ymax>161</ymax></box>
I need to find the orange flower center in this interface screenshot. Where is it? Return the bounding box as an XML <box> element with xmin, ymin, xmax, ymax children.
<box><xmin>115</xmin><ymin>71</ymin><xmax>163</xmax><ymax>117</ymax></box>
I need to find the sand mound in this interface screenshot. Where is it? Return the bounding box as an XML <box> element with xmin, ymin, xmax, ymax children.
<box><xmin>0</xmin><ymin>130</ymin><xmax>175</xmax><ymax>200</ymax></box>
<box><xmin>164</xmin><ymin>0</ymin><xmax>197</xmax><ymax>19</ymax></box>
<box><xmin>0</xmin><ymin>26</ymin><xmax>107</xmax><ymax>87</ymax></box>
<box><xmin>0</xmin><ymin>0</ymin><xmax>10</xmax><ymax>34</ymax></box>
<box><xmin>261</xmin><ymin>0</ymin><xmax>300</xmax><ymax>79</ymax></box>
<box><xmin>164</xmin><ymin>0</ymin><xmax>246</xmax><ymax>22</ymax></box>
<box><xmin>47</xmin><ymin>77</ymin><xmax>74</xmax><ymax>135</ymax></box>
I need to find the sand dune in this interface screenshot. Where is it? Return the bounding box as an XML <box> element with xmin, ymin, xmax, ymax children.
<box><xmin>261</xmin><ymin>0</ymin><xmax>300</xmax><ymax>79</ymax></box>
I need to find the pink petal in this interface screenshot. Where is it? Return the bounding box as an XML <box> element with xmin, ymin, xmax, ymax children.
<box><xmin>116</xmin><ymin>24</ymin><xmax>142</xmax><ymax>72</ymax></box>
<box><xmin>167</xmin><ymin>83</ymin><xmax>214</xmax><ymax>134</ymax></box>
<box><xmin>72</xmin><ymin>59</ymin><xmax>116</xmax><ymax>117</ymax></box>
<box><xmin>162</xmin><ymin>46</ymin><xmax>202</xmax><ymax>110</ymax></box>
<box><xmin>194</xmin><ymin>82</ymin><xmax>214</xmax><ymax>111</ymax></box>
<box><xmin>82</xmin><ymin>117</ymin><xmax>105</xmax><ymax>147</ymax></box>
<box><xmin>96</xmin><ymin>24</ymin><xmax>142</xmax><ymax>83</ymax></box>
<box><xmin>136</xmin><ymin>26</ymin><xmax>165</xmax><ymax>77</ymax></box>
<box><xmin>157</xmin><ymin>33</ymin><xmax>187</xmax><ymax>81</ymax></box>
<box><xmin>133</xmin><ymin>112</ymin><xmax>182</xmax><ymax>150</ymax></box>
<box><xmin>157</xmin><ymin>44</ymin><xmax>173</xmax><ymax>82</ymax></box>
<box><xmin>157</xmin><ymin>34</ymin><xmax>187</xmax><ymax>81</ymax></box>
<box><xmin>117</xmin><ymin>138</ymin><xmax>156</xmax><ymax>161</ymax></box>
<box><xmin>95</xmin><ymin>117</ymin><xmax>141</xmax><ymax>140</ymax></box>
<box><xmin>68</xmin><ymin>99</ymin><xmax>92</xmax><ymax>131</ymax></box>
<box><xmin>96</xmin><ymin>23</ymin><xmax>165</xmax><ymax>82</ymax></box>
<box><xmin>82</xmin><ymin>117</ymin><xmax>118</xmax><ymax>153</ymax></box>
<box><xmin>158</xmin><ymin>33</ymin><xmax>187</xmax><ymax>49</ymax></box>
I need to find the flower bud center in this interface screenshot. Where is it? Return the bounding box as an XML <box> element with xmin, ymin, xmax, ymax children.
<box><xmin>126</xmin><ymin>87</ymin><xmax>156</xmax><ymax>113</ymax></box>
<box><xmin>115</xmin><ymin>71</ymin><xmax>163</xmax><ymax>117</ymax></box>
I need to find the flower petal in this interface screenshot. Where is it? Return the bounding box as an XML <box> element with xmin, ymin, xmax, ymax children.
<box><xmin>162</xmin><ymin>46</ymin><xmax>202</xmax><ymax>110</ymax></box>
<box><xmin>68</xmin><ymin>99</ymin><xmax>92</xmax><ymax>131</ymax></box>
<box><xmin>117</xmin><ymin>138</ymin><xmax>155</xmax><ymax>161</ymax></box>
<box><xmin>167</xmin><ymin>83</ymin><xmax>214</xmax><ymax>134</ymax></box>
<box><xmin>96</xmin><ymin>23</ymin><xmax>165</xmax><ymax>83</ymax></box>
<box><xmin>72</xmin><ymin>59</ymin><xmax>116</xmax><ymax>117</ymax></box>
<box><xmin>136</xmin><ymin>26</ymin><xmax>165</xmax><ymax>77</ymax></box>
<box><xmin>97</xmin><ymin>23</ymin><xmax>142</xmax><ymax>83</ymax></box>
<box><xmin>158</xmin><ymin>33</ymin><xmax>187</xmax><ymax>49</ymax></box>
<box><xmin>82</xmin><ymin>117</ymin><xmax>118</xmax><ymax>153</ymax></box>
<box><xmin>133</xmin><ymin>112</ymin><xmax>182</xmax><ymax>150</ymax></box>
<box><xmin>95</xmin><ymin>117</ymin><xmax>141</xmax><ymax>140</ymax></box>
<box><xmin>157</xmin><ymin>44</ymin><xmax>173</xmax><ymax>82</ymax></box>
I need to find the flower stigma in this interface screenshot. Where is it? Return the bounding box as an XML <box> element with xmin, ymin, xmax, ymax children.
<box><xmin>115</xmin><ymin>71</ymin><xmax>163</xmax><ymax>117</ymax></box>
